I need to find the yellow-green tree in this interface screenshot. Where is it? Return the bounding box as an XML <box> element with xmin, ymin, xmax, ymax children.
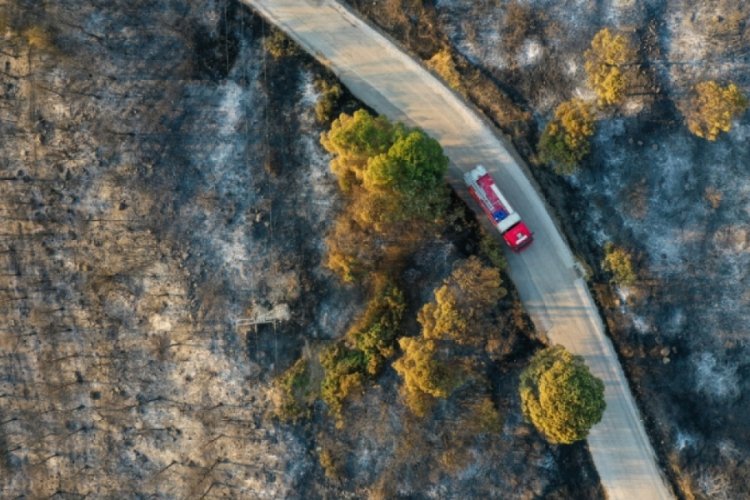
<box><xmin>602</xmin><ymin>242</ymin><xmax>636</xmax><ymax>286</ymax></box>
<box><xmin>348</xmin><ymin>279</ymin><xmax>406</xmax><ymax>375</ymax></box>
<box><xmin>322</xmin><ymin>110</ymin><xmax>450</xmax><ymax>281</ymax></box>
<box><xmin>321</xmin><ymin>109</ymin><xmax>449</xmax><ymax>230</ymax></box>
<box><xmin>418</xmin><ymin>256</ymin><xmax>506</xmax><ymax>348</ymax></box>
<box><xmin>538</xmin><ymin>99</ymin><xmax>596</xmax><ymax>174</ymax></box>
<box><xmin>584</xmin><ymin>28</ymin><xmax>638</xmax><ymax>106</ymax></box>
<box><xmin>318</xmin><ymin>279</ymin><xmax>406</xmax><ymax>424</ymax></box>
<box><xmin>321</xmin><ymin>110</ymin><xmax>397</xmax><ymax>191</ymax></box>
<box><xmin>393</xmin><ymin>337</ymin><xmax>463</xmax><ymax>416</ymax></box>
<box><xmin>274</xmin><ymin>358</ymin><xmax>314</xmax><ymax>422</ymax></box>
<box><xmin>320</xmin><ymin>343</ymin><xmax>366</xmax><ymax>426</ymax></box>
<box><xmin>683</xmin><ymin>80</ymin><xmax>748</xmax><ymax>141</ymax></box>
<box><xmin>519</xmin><ymin>346</ymin><xmax>605</xmax><ymax>444</ymax></box>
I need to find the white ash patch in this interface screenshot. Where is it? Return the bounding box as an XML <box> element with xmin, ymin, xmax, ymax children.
<box><xmin>564</xmin><ymin>57</ymin><xmax>579</xmax><ymax>76</ymax></box>
<box><xmin>298</xmin><ymin>70</ymin><xmax>319</xmax><ymax>108</ymax></box>
<box><xmin>615</xmin><ymin>285</ymin><xmax>634</xmax><ymax>305</ymax></box>
<box><xmin>517</xmin><ymin>39</ymin><xmax>544</xmax><ymax>67</ymax></box>
<box><xmin>712</xmin><ymin>224</ymin><xmax>750</xmax><ymax>254</ymax></box>
<box><xmin>674</xmin><ymin>430</ymin><xmax>698</xmax><ymax>451</ymax></box>
<box><xmin>217</xmin><ymin>217</ymin><xmax>254</xmax><ymax>282</ymax></box>
<box><xmin>148</xmin><ymin>313</ymin><xmax>172</xmax><ymax>332</ymax></box>
<box><xmin>631</xmin><ymin>315</ymin><xmax>651</xmax><ymax>334</ymax></box>
<box><xmin>693</xmin><ymin>352</ymin><xmax>739</xmax><ymax>401</ymax></box>
<box><xmin>295</xmin><ymin>70</ymin><xmax>338</xmax><ymax>229</ymax></box>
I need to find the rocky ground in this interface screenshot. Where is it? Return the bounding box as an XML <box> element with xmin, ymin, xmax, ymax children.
<box><xmin>0</xmin><ymin>0</ymin><xmax>602</xmax><ymax>497</ymax></box>
<box><xmin>349</xmin><ymin>0</ymin><xmax>750</xmax><ymax>497</ymax></box>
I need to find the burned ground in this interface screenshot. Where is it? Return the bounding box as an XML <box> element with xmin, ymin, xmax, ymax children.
<box><xmin>0</xmin><ymin>0</ymin><xmax>340</xmax><ymax>496</ymax></box>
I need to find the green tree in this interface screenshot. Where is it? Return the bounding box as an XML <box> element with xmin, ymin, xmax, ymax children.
<box><xmin>348</xmin><ymin>279</ymin><xmax>406</xmax><ymax>375</ymax></box>
<box><xmin>322</xmin><ymin>110</ymin><xmax>450</xmax><ymax>281</ymax></box>
<box><xmin>321</xmin><ymin>109</ymin><xmax>399</xmax><ymax>191</ymax></box>
<box><xmin>362</xmin><ymin>128</ymin><xmax>449</xmax><ymax>225</ymax></box>
<box><xmin>602</xmin><ymin>242</ymin><xmax>636</xmax><ymax>286</ymax></box>
<box><xmin>274</xmin><ymin>358</ymin><xmax>313</xmax><ymax>422</ymax></box>
<box><xmin>314</xmin><ymin>78</ymin><xmax>343</xmax><ymax>123</ymax></box>
<box><xmin>263</xmin><ymin>27</ymin><xmax>300</xmax><ymax>59</ymax></box>
<box><xmin>393</xmin><ymin>337</ymin><xmax>463</xmax><ymax>416</ymax></box>
<box><xmin>683</xmin><ymin>80</ymin><xmax>748</xmax><ymax>141</ymax></box>
<box><xmin>538</xmin><ymin>99</ymin><xmax>596</xmax><ymax>174</ymax></box>
<box><xmin>321</xmin><ymin>110</ymin><xmax>448</xmax><ymax>221</ymax></box>
<box><xmin>418</xmin><ymin>256</ymin><xmax>506</xmax><ymax>348</ymax></box>
<box><xmin>320</xmin><ymin>343</ymin><xmax>366</xmax><ymax>426</ymax></box>
<box><xmin>584</xmin><ymin>28</ymin><xmax>638</xmax><ymax>106</ymax></box>
<box><xmin>519</xmin><ymin>346</ymin><xmax>605</xmax><ymax>444</ymax></box>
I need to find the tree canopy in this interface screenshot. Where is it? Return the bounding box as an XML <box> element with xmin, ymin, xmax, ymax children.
<box><xmin>584</xmin><ymin>28</ymin><xmax>638</xmax><ymax>106</ymax></box>
<box><xmin>319</xmin><ymin>279</ymin><xmax>406</xmax><ymax>425</ymax></box>
<box><xmin>519</xmin><ymin>346</ymin><xmax>605</xmax><ymax>444</ymax></box>
<box><xmin>393</xmin><ymin>336</ymin><xmax>464</xmax><ymax>416</ymax></box>
<box><xmin>602</xmin><ymin>242</ymin><xmax>636</xmax><ymax>286</ymax></box>
<box><xmin>538</xmin><ymin>99</ymin><xmax>596</xmax><ymax>174</ymax></box>
<box><xmin>322</xmin><ymin>110</ymin><xmax>450</xmax><ymax>282</ymax></box>
<box><xmin>418</xmin><ymin>256</ymin><xmax>506</xmax><ymax>349</ymax></box>
<box><xmin>348</xmin><ymin>279</ymin><xmax>406</xmax><ymax>375</ymax></box>
<box><xmin>683</xmin><ymin>80</ymin><xmax>748</xmax><ymax>141</ymax></box>
<box><xmin>394</xmin><ymin>257</ymin><xmax>512</xmax><ymax>416</ymax></box>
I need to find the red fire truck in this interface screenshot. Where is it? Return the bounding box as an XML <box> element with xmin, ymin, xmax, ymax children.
<box><xmin>464</xmin><ymin>165</ymin><xmax>533</xmax><ymax>252</ymax></box>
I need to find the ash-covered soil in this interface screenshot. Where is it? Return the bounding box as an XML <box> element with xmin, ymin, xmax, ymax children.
<box><xmin>0</xmin><ymin>0</ymin><xmax>601</xmax><ymax>497</ymax></box>
<box><xmin>349</xmin><ymin>0</ymin><xmax>750</xmax><ymax>497</ymax></box>
<box><xmin>0</xmin><ymin>0</ymin><xmax>345</xmax><ymax>496</ymax></box>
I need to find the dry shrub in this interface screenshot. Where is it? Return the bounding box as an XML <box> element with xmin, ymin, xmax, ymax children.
<box><xmin>426</xmin><ymin>48</ymin><xmax>462</xmax><ymax>91</ymax></box>
<box><xmin>318</xmin><ymin>447</ymin><xmax>342</xmax><ymax>481</ymax></box>
<box><xmin>682</xmin><ymin>80</ymin><xmax>748</xmax><ymax>141</ymax></box>
<box><xmin>602</xmin><ymin>242</ymin><xmax>637</xmax><ymax>286</ymax></box>
<box><xmin>704</xmin><ymin>186</ymin><xmax>723</xmax><ymax>209</ymax></box>
<box><xmin>501</xmin><ymin>2</ymin><xmax>540</xmax><ymax>55</ymax></box>
<box><xmin>23</xmin><ymin>26</ymin><xmax>53</xmax><ymax>51</ymax></box>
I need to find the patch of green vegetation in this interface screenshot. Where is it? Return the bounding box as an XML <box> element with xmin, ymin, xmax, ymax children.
<box><xmin>519</xmin><ymin>345</ymin><xmax>605</xmax><ymax>444</ymax></box>
<box><xmin>538</xmin><ymin>98</ymin><xmax>596</xmax><ymax>174</ymax></box>
<box><xmin>322</xmin><ymin>109</ymin><xmax>450</xmax><ymax>282</ymax></box>
<box><xmin>393</xmin><ymin>337</ymin><xmax>465</xmax><ymax>416</ymax></box>
<box><xmin>263</xmin><ymin>27</ymin><xmax>300</xmax><ymax>59</ymax></box>
<box><xmin>314</xmin><ymin>78</ymin><xmax>343</xmax><ymax>124</ymax></box>
<box><xmin>319</xmin><ymin>279</ymin><xmax>406</xmax><ymax>425</ymax></box>
<box><xmin>602</xmin><ymin>242</ymin><xmax>636</xmax><ymax>286</ymax></box>
<box><xmin>418</xmin><ymin>256</ymin><xmax>506</xmax><ymax>348</ymax></box>
<box><xmin>320</xmin><ymin>343</ymin><xmax>366</xmax><ymax>427</ymax></box>
<box><xmin>348</xmin><ymin>279</ymin><xmax>406</xmax><ymax>375</ymax></box>
<box><xmin>479</xmin><ymin>228</ymin><xmax>507</xmax><ymax>270</ymax></box>
<box><xmin>275</xmin><ymin>358</ymin><xmax>314</xmax><ymax>422</ymax></box>
<box><xmin>394</xmin><ymin>257</ymin><xmax>510</xmax><ymax>416</ymax></box>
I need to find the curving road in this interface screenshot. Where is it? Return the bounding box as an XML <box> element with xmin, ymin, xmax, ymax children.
<box><xmin>242</xmin><ymin>1</ymin><xmax>674</xmax><ymax>498</ymax></box>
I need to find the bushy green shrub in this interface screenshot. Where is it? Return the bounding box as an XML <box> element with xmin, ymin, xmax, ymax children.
<box><xmin>602</xmin><ymin>242</ymin><xmax>636</xmax><ymax>286</ymax></box>
<box><xmin>519</xmin><ymin>345</ymin><xmax>605</xmax><ymax>444</ymax></box>
<box><xmin>314</xmin><ymin>78</ymin><xmax>343</xmax><ymax>123</ymax></box>
<box><xmin>263</xmin><ymin>27</ymin><xmax>300</xmax><ymax>59</ymax></box>
<box><xmin>683</xmin><ymin>80</ymin><xmax>748</xmax><ymax>141</ymax></box>
<box><xmin>275</xmin><ymin>358</ymin><xmax>313</xmax><ymax>422</ymax></box>
<box><xmin>348</xmin><ymin>280</ymin><xmax>406</xmax><ymax>375</ymax></box>
<box><xmin>538</xmin><ymin>99</ymin><xmax>595</xmax><ymax>174</ymax></box>
<box><xmin>320</xmin><ymin>343</ymin><xmax>366</xmax><ymax>426</ymax></box>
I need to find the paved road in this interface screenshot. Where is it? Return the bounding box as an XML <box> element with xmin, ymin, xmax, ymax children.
<box><xmin>243</xmin><ymin>1</ymin><xmax>674</xmax><ymax>498</ymax></box>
